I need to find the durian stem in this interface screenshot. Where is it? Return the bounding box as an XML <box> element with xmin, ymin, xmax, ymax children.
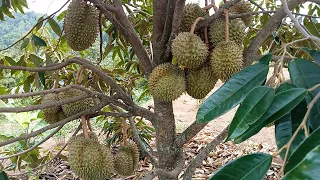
<box><xmin>190</xmin><ymin>17</ymin><xmax>205</xmax><ymax>34</ymax></box>
<box><xmin>122</xmin><ymin>118</ymin><xmax>128</xmax><ymax>146</ymax></box>
<box><xmin>224</xmin><ymin>9</ymin><xmax>230</xmax><ymax>42</ymax></box>
<box><xmin>75</xmin><ymin>66</ymin><xmax>84</xmax><ymax>85</ymax></box>
<box><xmin>81</xmin><ymin>115</ymin><xmax>89</xmax><ymax>138</ymax></box>
<box><xmin>54</xmin><ymin>70</ymin><xmax>59</xmax><ymax>89</ymax></box>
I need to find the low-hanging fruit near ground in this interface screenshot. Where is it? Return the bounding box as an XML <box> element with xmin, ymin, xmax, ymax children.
<box><xmin>114</xmin><ymin>142</ymin><xmax>140</xmax><ymax>176</ymax></box>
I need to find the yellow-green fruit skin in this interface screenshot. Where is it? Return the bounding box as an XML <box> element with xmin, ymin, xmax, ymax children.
<box><xmin>67</xmin><ymin>134</ymin><xmax>113</xmax><ymax>180</ymax></box>
<box><xmin>210</xmin><ymin>41</ymin><xmax>243</xmax><ymax>82</ymax></box>
<box><xmin>229</xmin><ymin>0</ymin><xmax>253</xmax><ymax>26</ymax></box>
<box><xmin>180</xmin><ymin>3</ymin><xmax>207</xmax><ymax>32</ymax></box>
<box><xmin>172</xmin><ymin>32</ymin><xmax>209</xmax><ymax>69</ymax></box>
<box><xmin>41</xmin><ymin>93</ymin><xmax>63</xmax><ymax>124</ymax></box>
<box><xmin>58</xmin><ymin>88</ymin><xmax>94</xmax><ymax>116</ymax></box>
<box><xmin>114</xmin><ymin>150</ymin><xmax>134</xmax><ymax>176</ymax></box>
<box><xmin>148</xmin><ymin>64</ymin><xmax>186</xmax><ymax>102</ymax></box>
<box><xmin>64</xmin><ymin>0</ymin><xmax>99</xmax><ymax>51</ymax></box>
<box><xmin>119</xmin><ymin>142</ymin><xmax>139</xmax><ymax>169</ymax></box>
<box><xmin>187</xmin><ymin>65</ymin><xmax>217</xmax><ymax>99</ymax></box>
<box><xmin>209</xmin><ymin>18</ymin><xmax>246</xmax><ymax>47</ymax></box>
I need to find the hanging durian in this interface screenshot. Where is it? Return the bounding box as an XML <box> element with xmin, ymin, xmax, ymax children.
<box><xmin>229</xmin><ymin>0</ymin><xmax>253</xmax><ymax>26</ymax></box>
<box><xmin>41</xmin><ymin>93</ymin><xmax>66</xmax><ymax>124</ymax></box>
<box><xmin>180</xmin><ymin>3</ymin><xmax>207</xmax><ymax>32</ymax></box>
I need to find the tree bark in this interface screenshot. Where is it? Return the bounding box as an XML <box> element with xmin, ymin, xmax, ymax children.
<box><xmin>153</xmin><ymin>101</ymin><xmax>182</xmax><ymax>180</ymax></box>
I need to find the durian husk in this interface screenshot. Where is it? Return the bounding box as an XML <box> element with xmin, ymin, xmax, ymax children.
<box><xmin>229</xmin><ymin>0</ymin><xmax>253</xmax><ymax>26</ymax></box>
<box><xmin>67</xmin><ymin>134</ymin><xmax>113</xmax><ymax>180</ymax></box>
<box><xmin>209</xmin><ymin>18</ymin><xmax>246</xmax><ymax>47</ymax></box>
<box><xmin>41</xmin><ymin>93</ymin><xmax>65</xmax><ymax>124</ymax></box>
<box><xmin>119</xmin><ymin>142</ymin><xmax>139</xmax><ymax>169</ymax></box>
<box><xmin>171</xmin><ymin>32</ymin><xmax>209</xmax><ymax>69</ymax></box>
<box><xmin>180</xmin><ymin>3</ymin><xmax>207</xmax><ymax>32</ymax></box>
<box><xmin>210</xmin><ymin>41</ymin><xmax>243</xmax><ymax>82</ymax></box>
<box><xmin>187</xmin><ymin>65</ymin><xmax>218</xmax><ymax>99</ymax></box>
<box><xmin>58</xmin><ymin>88</ymin><xmax>94</xmax><ymax>116</ymax></box>
<box><xmin>64</xmin><ymin>0</ymin><xmax>99</xmax><ymax>51</ymax></box>
<box><xmin>148</xmin><ymin>65</ymin><xmax>186</xmax><ymax>102</ymax></box>
<box><xmin>114</xmin><ymin>150</ymin><xmax>134</xmax><ymax>176</ymax></box>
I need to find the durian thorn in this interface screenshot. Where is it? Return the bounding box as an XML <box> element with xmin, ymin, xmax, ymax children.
<box><xmin>122</xmin><ymin>118</ymin><xmax>128</xmax><ymax>146</ymax></box>
<box><xmin>75</xmin><ymin>66</ymin><xmax>85</xmax><ymax>85</ymax></box>
<box><xmin>224</xmin><ymin>9</ymin><xmax>230</xmax><ymax>42</ymax></box>
<box><xmin>81</xmin><ymin>115</ymin><xmax>89</xmax><ymax>138</ymax></box>
<box><xmin>190</xmin><ymin>17</ymin><xmax>205</xmax><ymax>34</ymax></box>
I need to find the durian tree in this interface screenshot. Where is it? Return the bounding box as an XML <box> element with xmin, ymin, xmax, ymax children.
<box><xmin>0</xmin><ymin>0</ymin><xmax>320</xmax><ymax>179</ymax></box>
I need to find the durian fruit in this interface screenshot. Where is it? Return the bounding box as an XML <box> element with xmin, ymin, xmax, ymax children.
<box><xmin>187</xmin><ymin>65</ymin><xmax>218</xmax><ymax>99</ymax></box>
<box><xmin>148</xmin><ymin>64</ymin><xmax>186</xmax><ymax>102</ymax></box>
<box><xmin>64</xmin><ymin>0</ymin><xmax>99</xmax><ymax>51</ymax></box>
<box><xmin>209</xmin><ymin>18</ymin><xmax>246</xmax><ymax>47</ymax></box>
<box><xmin>171</xmin><ymin>32</ymin><xmax>209</xmax><ymax>69</ymax></box>
<box><xmin>114</xmin><ymin>142</ymin><xmax>139</xmax><ymax>176</ymax></box>
<box><xmin>67</xmin><ymin>133</ymin><xmax>113</xmax><ymax>180</ymax></box>
<box><xmin>41</xmin><ymin>93</ymin><xmax>64</xmax><ymax>124</ymax></box>
<box><xmin>229</xmin><ymin>0</ymin><xmax>253</xmax><ymax>26</ymax></box>
<box><xmin>210</xmin><ymin>41</ymin><xmax>243</xmax><ymax>82</ymax></box>
<box><xmin>58</xmin><ymin>88</ymin><xmax>94</xmax><ymax>116</ymax></box>
<box><xmin>180</xmin><ymin>3</ymin><xmax>207</xmax><ymax>32</ymax></box>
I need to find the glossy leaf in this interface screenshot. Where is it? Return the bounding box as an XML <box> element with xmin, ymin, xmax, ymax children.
<box><xmin>209</xmin><ymin>153</ymin><xmax>272</xmax><ymax>180</ymax></box>
<box><xmin>38</xmin><ymin>72</ymin><xmax>45</xmax><ymax>86</ymax></box>
<box><xmin>35</xmin><ymin>16</ymin><xmax>44</xmax><ymax>31</ymax></box>
<box><xmin>29</xmin><ymin>54</ymin><xmax>42</xmax><ymax>66</ymax></box>
<box><xmin>226</xmin><ymin>86</ymin><xmax>275</xmax><ymax>141</ymax></box>
<box><xmin>20</xmin><ymin>38</ymin><xmax>29</xmax><ymax>49</ymax></box>
<box><xmin>235</xmin><ymin>88</ymin><xmax>308</xmax><ymax>143</ymax></box>
<box><xmin>4</xmin><ymin>56</ymin><xmax>17</xmax><ymax>66</ymax></box>
<box><xmin>48</xmin><ymin>18</ymin><xmax>61</xmax><ymax>35</ymax></box>
<box><xmin>302</xmin><ymin>47</ymin><xmax>320</xmax><ymax>65</ymax></box>
<box><xmin>275</xmin><ymin>83</ymin><xmax>307</xmax><ymax>159</ymax></box>
<box><xmin>289</xmin><ymin>59</ymin><xmax>320</xmax><ymax>130</ymax></box>
<box><xmin>196</xmin><ymin>54</ymin><xmax>272</xmax><ymax>123</ymax></box>
<box><xmin>285</xmin><ymin>126</ymin><xmax>320</xmax><ymax>173</ymax></box>
<box><xmin>0</xmin><ymin>171</ymin><xmax>9</xmax><ymax>180</ymax></box>
<box><xmin>32</xmin><ymin>34</ymin><xmax>47</xmax><ymax>47</ymax></box>
<box><xmin>283</xmin><ymin>144</ymin><xmax>320</xmax><ymax>180</ymax></box>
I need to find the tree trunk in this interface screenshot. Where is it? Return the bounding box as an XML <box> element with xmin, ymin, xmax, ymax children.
<box><xmin>154</xmin><ymin>100</ymin><xmax>182</xmax><ymax>180</ymax></box>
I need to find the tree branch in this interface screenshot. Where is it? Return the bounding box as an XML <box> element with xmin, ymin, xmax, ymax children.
<box><xmin>243</xmin><ymin>0</ymin><xmax>308</xmax><ymax>66</ymax></box>
<box><xmin>248</xmin><ymin>0</ymin><xmax>266</xmax><ymax>11</ymax></box>
<box><xmin>0</xmin><ymin>126</ymin><xmax>63</xmax><ymax>160</ymax></box>
<box><xmin>183</xmin><ymin>126</ymin><xmax>229</xmax><ymax>180</ymax></box>
<box><xmin>175</xmin><ymin>121</ymin><xmax>208</xmax><ymax>148</ymax></box>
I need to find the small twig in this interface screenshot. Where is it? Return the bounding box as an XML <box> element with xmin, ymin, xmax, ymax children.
<box><xmin>272</xmin><ymin>144</ymin><xmax>288</xmax><ymax>157</ymax></box>
<box><xmin>0</xmin><ymin>126</ymin><xmax>63</xmax><ymax>160</ymax></box>
<box><xmin>98</xmin><ymin>12</ymin><xmax>103</xmax><ymax>65</ymax></box>
<box><xmin>309</xmin><ymin>83</ymin><xmax>320</xmax><ymax>92</ymax></box>
<box><xmin>81</xmin><ymin>115</ymin><xmax>89</xmax><ymax>138</ymax></box>
<box><xmin>49</xmin><ymin>26</ymin><xmax>65</xmax><ymax>56</ymax></box>
<box><xmin>75</xmin><ymin>66</ymin><xmax>84</xmax><ymax>85</ymax></box>
<box><xmin>190</xmin><ymin>17</ymin><xmax>205</xmax><ymax>34</ymax></box>
<box><xmin>248</xmin><ymin>0</ymin><xmax>266</xmax><ymax>11</ymax></box>
<box><xmin>122</xmin><ymin>118</ymin><xmax>128</xmax><ymax>146</ymax></box>
<box><xmin>280</xmin><ymin>91</ymin><xmax>320</xmax><ymax>175</ymax></box>
<box><xmin>224</xmin><ymin>9</ymin><xmax>229</xmax><ymax>42</ymax></box>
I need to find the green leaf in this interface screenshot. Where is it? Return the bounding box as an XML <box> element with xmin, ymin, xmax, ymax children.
<box><xmin>289</xmin><ymin>59</ymin><xmax>320</xmax><ymax>130</ymax></box>
<box><xmin>283</xmin><ymin>144</ymin><xmax>320</xmax><ymax>180</ymax></box>
<box><xmin>38</xmin><ymin>72</ymin><xmax>45</xmax><ymax>86</ymax></box>
<box><xmin>196</xmin><ymin>54</ymin><xmax>272</xmax><ymax>123</ymax></box>
<box><xmin>48</xmin><ymin>18</ymin><xmax>61</xmax><ymax>35</ymax></box>
<box><xmin>275</xmin><ymin>83</ymin><xmax>307</xmax><ymax>159</ymax></box>
<box><xmin>0</xmin><ymin>86</ymin><xmax>7</xmax><ymax>95</ymax></box>
<box><xmin>0</xmin><ymin>171</ymin><xmax>9</xmax><ymax>180</ymax></box>
<box><xmin>35</xmin><ymin>16</ymin><xmax>44</xmax><ymax>31</ymax></box>
<box><xmin>285</xmin><ymin>126</ymin><xmax>320</xmax><ymax>173</ymax></box>
<box><xmin>226</xmin><ymin>86</ymin><xmax>275</xmax><ymax>141</ymax></box>
<box><xmin>32</xmin><ymin>34</ymin><xmax>47</xmax><ymax>47</ymax></box>
<box><xmin>209</xmin><ymin>153</ymin><xmax>272</xmax><ymax>180</ymax></box>
<box><xmin>24</xmin><ymin>74</ymin><xmax>35</xmax><ymax>93</ymax></box>
<box><xmin>301</xmin><ymin>48</ymin><xmax>320</xmax><ymax>65</ymax></box>
<box><xmin>4</xmin><ymin>56</ymin><xmax>17</xmax><ymax>66</ymax></box>
<box><xmin>20</xmin><ymin>38</ymin><xmax>29</xmax><ymax>50</ymax></box>
<box><xmin>29</xmin><ymin>54</ymin><xmax>42</xmax><ymax>67</ymax></box>
<box><xmin>235</xmin><ymin>88</ymin><xmax>308</xmax><ymax>143</ymax></box>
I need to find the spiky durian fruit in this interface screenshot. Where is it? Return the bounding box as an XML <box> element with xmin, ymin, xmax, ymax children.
<box><xmin>187</xmin><ymin>65</ymin><xmax>218</xmax><ymax>99</ymax></box>
<box><xmin>148</xmin><ymin>64</ymin><xmax>186</xmax><ymax>102</ymax></box>
<box><xmin>210</xmin><ymin>41</ymin><xmax>243</xmax><ymax>82</ymax></box>
<box><xmin>180</xmin><ymin>3</ymin><xmax>207</xmax><ymax>32</ymax></box>
<box><xmin>172</xmin><ymin>32</ymin><xmax>209</xmax><ymax>69</ymax></box>
<box><xmin>67</xmin><ymin>134</ymin><xmax>113</xmax><ymax>180</ymax></box>
<box><xmin>114</xmin><ymin>150</ymin><xmax>134</xmax><ymax>176</ymax></box>
<box><xmin>229</xmin><ymin>0</ymin><xmax>253</xmax><ymax>26</ymax></box>
<box><xmin>209</xmin><ymin>18</ymin><xmax>246</xmax><ymax>47</ymax></box>
<box><xmin>41</xmin><ymin>93</ymin><xmax>63</xmax><ymax>124</ymax></box>
<box><xmin>64</xmin><ymin>0</ymin><xmax>99</xmax><ymax>51</ymax></box>
<box><xmin>119</xmin><ymin>142</ymin><xmax>139</xmax><ymax>169</ymax></box>
<box><xmin>58</xmin><ymin>88</ymin><xmax>94</xmax><ymax>116</ymax></box>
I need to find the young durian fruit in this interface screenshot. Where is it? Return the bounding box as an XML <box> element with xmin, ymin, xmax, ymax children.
<box><xmin>114</xmin><ymin>142</ymin><xmax>139</xmax><ymax>176</ymax></box>
<box><xmin>210</xmin><ymin>41</ymin><xmax>243</xmax><ymax>82</ymax></box>
<box><xmin>67</xmin><ymin>133</ymin><xmax>113</xmax><ymax>180</ymax></box>
<box><xmin>229</xmin><ymin>0</ymin><xmax>253</xmax><ymax>26</ymax></box>
<box><xmin>187</xmin><ymin>65</ymin><xmax>218</xmax><ymax>99</ymax></box>
<box><xmin>209</xmin><ymin>18</ymin><xmax>246</xmax><ymax>47</ymax></box>
<box><xmin>148</xmin><ymin>63</ymin><xmax>186</xmax><ymax>102</ymax></box>
<box><xmin>171</xmin><ymin>32</ymin><xmax>209</xmax><ymax>69</ymax></box>
<box><xmin>64</xmin><ymin>0</ymin><xmax>99</xmax><ymax>51</ymax></box>
<box><xmin>41</xmin><ymin>93</ymin><xmax>65</xmax><ymax>124</ymax></box>
<box><xmin>180</xmin><ymin>3</ymin><xmax>207</xmax><ymax>32</ymax></box>
<box><xmin>58</xmin><ymin>88</ymin><xmax>94</xmax><ymax>116</ymax></box>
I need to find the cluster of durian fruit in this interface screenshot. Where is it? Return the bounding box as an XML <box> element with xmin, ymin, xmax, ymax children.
<box><xmin>149</xmin><ymin>1</ymin><xmax>253</xmax><ymax>102</ymax></box>
<box><xmin>67</xmin><ymin>132</ymin><xmax>140</xmax><ymax>180</ymax></box>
